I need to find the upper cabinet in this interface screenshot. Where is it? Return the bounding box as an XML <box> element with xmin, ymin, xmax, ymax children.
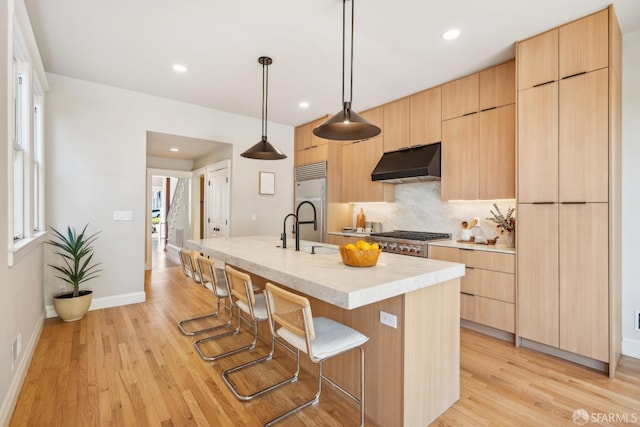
<box><xmin>441</xmin><ymin>61</ymin><xmax>516</xmax><ymax>201</ymax></box>
<box><xmin>480</xmin><ymin>60</ymin><xmax>515</xmax><ymax>110</ymax></box>
<box><xmin>409</xmin><ymin>86</ymin><xmax>441</xmax><ymax>148</ymax></box>
<box><xmin>441</xmin><ymin>73</ymin><xmax>479</xmax><ymax>120</ymax></box>
<box><xmin>517</xmin><ymin>29</ymin><xmax>558</xmax><ymax>90</ymax></box>
<box><xmin>341</xmin><ymin>137</ymin><xmax>394</xmax><ymax>203</ymax></box>
<box><xmin>559</xmin><ymin>9</ymin><xmax>608</xmax><ymax>78</ymax></box>
<box><xmin>383</xmin><ymin>98</ymin><xmax>410</xmax><ymax>152</ymax></box>
<box><xmin>295</xmin><ymin>115</ymin><xmax>329</xmax><ymax>152</ymax></box>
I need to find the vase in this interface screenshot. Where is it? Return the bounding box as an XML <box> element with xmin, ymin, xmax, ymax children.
<box><xmin>502</xmin><ymin>231</ymin><xmax>515</xmax><ymax>248</ymax></box>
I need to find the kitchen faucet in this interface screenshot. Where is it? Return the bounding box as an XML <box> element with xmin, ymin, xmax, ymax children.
<box><xmin>281</xmin><ymin>213</ymin><xmax>297</xmax><ymax>249</ymax></box>
<box><xmin>295</xmin><ymin>201</ymin><xmax>317</xmax><ymax>251</ymax></box>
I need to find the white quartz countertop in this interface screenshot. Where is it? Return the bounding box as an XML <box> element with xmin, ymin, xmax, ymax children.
<box><xmin>187</xmin><ymin>236</ymin><xmax>465</xmax><ymax>310</ymax></box>
<box><xmin>429</xmin><ymin>240</ymin><xmax>516</xmax><ymax>254</ymax></box>
<box><xmin>327</xmin><ymin>231</ymin><xmax>371</xmax><ymax>238</ymax></box>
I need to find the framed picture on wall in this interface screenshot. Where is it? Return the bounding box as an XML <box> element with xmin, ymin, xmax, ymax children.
<box><xmin>259</xmin><ymin>171</ymin><xmax>275</xmax><ymax>195</ymax></box>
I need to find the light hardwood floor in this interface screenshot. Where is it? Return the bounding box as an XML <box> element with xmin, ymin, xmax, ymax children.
<box><xmin>10</xmin><ymin>246</ymin><xmax>640</xmax><ymax>426</ymax></box>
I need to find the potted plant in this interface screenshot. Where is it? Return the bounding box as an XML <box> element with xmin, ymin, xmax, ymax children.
<box><xmin>487</xmin><ymin>204</ymin><xmax>516</xmax><ymax>248</ymax></box>
<box><xmin>47</xmin><ymin>224</ymin><xmax>102</xmax><ymax>322</ymax></box>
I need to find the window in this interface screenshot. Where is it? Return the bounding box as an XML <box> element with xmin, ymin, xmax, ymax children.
<box><xmin>33</xmin><ymin>101</ymin><xmax>44</xmax><ymax>233</ymax></box>
<box><xmin>12</xmin><ymin>61</ymin><xmax>26</xmax><ymax>241</ymax></box>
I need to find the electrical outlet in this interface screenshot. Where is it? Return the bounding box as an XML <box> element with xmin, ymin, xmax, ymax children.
<box><xmin>380</xmin><ymin>311</ymin><xmax>397</xmax><ymax>328</ymax></box>
<box><xmin>635</xmin><ymin>309</ymin><xmax>640</xmax><ymax>332</ymax></box>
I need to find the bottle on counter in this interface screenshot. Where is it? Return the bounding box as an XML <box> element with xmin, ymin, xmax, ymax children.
<box><xmin>356</xmin><ymin>208</ymin><xmax>366</xmax><ymax>231</ymax></box>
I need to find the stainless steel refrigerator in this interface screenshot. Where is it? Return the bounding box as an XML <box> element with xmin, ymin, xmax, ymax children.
<box><xmin>294</xmin><ymin>162</ymin><xmax>327</xmax><ymax>243</ymax></box>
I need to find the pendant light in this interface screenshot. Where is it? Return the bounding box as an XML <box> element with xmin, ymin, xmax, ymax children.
<box><xmin>313</xmin><ymin>0</ymin><xmax>381</xmax><ymax>141</ymax></box>
<box><xmin>241</xmin><ymin>56</ymin><xmax>287</xmax><ymax>160</ymax></box>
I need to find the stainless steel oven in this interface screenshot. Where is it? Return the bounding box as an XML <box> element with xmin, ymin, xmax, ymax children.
<box><xmin>369</xmin><ymin>230</ymin><xmax>451</xmax><ymax>257</ymax></box>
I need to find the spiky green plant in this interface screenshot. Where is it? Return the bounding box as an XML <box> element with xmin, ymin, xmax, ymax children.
<box><xmin>47</xmin><ymin>224</ymin><xmax>102</xmax><ymax>297</ymax></box>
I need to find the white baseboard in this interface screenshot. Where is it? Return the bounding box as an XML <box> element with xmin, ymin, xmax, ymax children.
<box><xmin>45</xmin><ymin>291</ymin><xmax>146</xmax><ymax>318</ymax></box>
<box><xmin>0</xmin><ymin>311</ymin><xmax>45</xmax><ymax>426</ymax></box>
<box><xmin>622</xmin><ymin>337</ymin><xmax>640</xmax><ymax>359</ymax></box>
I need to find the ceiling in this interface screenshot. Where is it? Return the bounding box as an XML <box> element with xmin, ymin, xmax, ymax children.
<box><xmin>146</xmin><ymin>131</ymin><xmax>230</xmax><ymax>160</ymax></box>
<box><xmin>24</xmin><ymin>0</ymin><xmax>640</xmax><ymax>131</ymax></box>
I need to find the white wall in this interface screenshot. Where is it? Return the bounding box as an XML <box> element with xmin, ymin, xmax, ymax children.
<box><xmin>44</xmin><ymin>73</ymin><xmax>294</xmax><ymax>309</ymax></box>
<box><xmin>621</xmin><ymin>30</ymin><xmax>640</xmax><ymax>358</ymax></box>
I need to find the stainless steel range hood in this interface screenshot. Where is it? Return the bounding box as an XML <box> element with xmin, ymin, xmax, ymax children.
<box><xmin>371</xmin><ymin>142</ymin><xmax>441</xmax><ymax>184</ymax></box>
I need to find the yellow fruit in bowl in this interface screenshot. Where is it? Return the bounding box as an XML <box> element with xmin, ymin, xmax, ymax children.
<box><xmin>345</xmin><ymin>243</ymin><xmax>356</xmax><ymax>251</ymax></box>
<box><xmin>355</xmin><ymin>240</ymin><xmax>368</xmax><ymax>249</ymax></box>
<box><xmin>370</xmin><ymin>242</ymin><xmax>379</xmax><ymax>250</ymax></box>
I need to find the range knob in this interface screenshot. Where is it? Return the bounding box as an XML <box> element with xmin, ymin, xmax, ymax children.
<box><xmin>389</xmin><ymin>243</ymin><xmax>398</xmax><ymax>251</ymax></box>
<box><xmin>413</xmin><ymin>246</ymin><xmax>422</xmax><ymax>254</ymax></box>
<box><xmin>379</xmin><ymin>242</ymin><xmax>388</xmax><ymax>249</ymax></box>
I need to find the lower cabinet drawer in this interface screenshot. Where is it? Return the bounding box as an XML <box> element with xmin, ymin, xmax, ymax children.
<box><xmin>472</xmin><ymin>297</ymin><xmax>515</xmax><ymax>333</ymax></box>
<box><xmin>461</xmin><ymin>293</ymin><xmax>475</xmax><ymax>321</ymax></box>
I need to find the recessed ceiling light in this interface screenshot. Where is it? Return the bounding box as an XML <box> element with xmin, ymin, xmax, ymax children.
<box><xmin>441</xmin><ymin>29</ymin><xmax>460</xmax><ymax>40</ymax></box>
<box><xmin>170</xmin><ymin>148</ymin><xmax>179</xmax><ymax>152</ymax></box>
<box><xmin>172</xmin><ymin>64</ymin><xmax>187</xmax><ymax>73</ymax></box>
<box><xmin>299</xmin><ymin>101</ymin><xmax>310</xmax><ymax>109</ymax></box>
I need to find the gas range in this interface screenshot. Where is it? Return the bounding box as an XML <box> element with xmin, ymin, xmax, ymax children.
<box><xmin>369</xmin><ymin>230</ymin><xmax>452</xmax><ymax>257</ymax></box>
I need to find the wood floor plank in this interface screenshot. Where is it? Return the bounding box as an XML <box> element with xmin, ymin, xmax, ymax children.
<box><xmin>9</xmin><ymin>243</ymin><xmax>640</xmax><ymax>426</ymax></box>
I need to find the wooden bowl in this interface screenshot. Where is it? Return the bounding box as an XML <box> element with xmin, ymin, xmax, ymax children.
<box><xmin>339</xmin><ymin>246</ymin><xmax>382</xmax><ymax>267</ymax></box>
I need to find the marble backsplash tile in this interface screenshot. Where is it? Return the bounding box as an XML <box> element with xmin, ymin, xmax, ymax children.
<box><xmin>351</xmin><ymin>182</ymin><xmax>515</xmax><ymax>241</ymax></box>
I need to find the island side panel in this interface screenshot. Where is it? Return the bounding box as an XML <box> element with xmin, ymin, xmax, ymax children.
<box><xmin>403</xmin><ymin>278</ymin><xmax>460</xmax><ymax>426</ymax></box>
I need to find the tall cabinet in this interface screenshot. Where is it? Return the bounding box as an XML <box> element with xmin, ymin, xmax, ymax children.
<box><xmin>516</xmin><ymin>7</ymin><xmax>621</xmax><ymax>376</ymax></box>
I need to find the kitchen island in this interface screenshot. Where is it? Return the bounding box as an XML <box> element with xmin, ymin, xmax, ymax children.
<box><xmin>187</xmin><ymin>236</ymin><xmax>465</xmax><ymax>427</ymax></box>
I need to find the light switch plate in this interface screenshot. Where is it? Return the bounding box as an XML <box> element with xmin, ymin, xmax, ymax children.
<box><xmin>380</xmin><ymin>311</ymin><xmax>397</xmax><ymax>328</ymax></box>
<box><xmin>113</xmin><ymin>210</ymin><xmax>133</xmax><ymax>221</ymax></box>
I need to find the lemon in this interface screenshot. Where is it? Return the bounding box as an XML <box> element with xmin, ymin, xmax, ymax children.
<box><xmin>355</xmin><ymin>240</ymin><xmax>367</xmax><ymax>249</ymax></box>
<box><xmin>370</xmin><ymin>243</ymin><xmax>379</xmax><ymax>250</ymax></box>
<box><xmin>345</xmin><ymin>243</ymin><xmax>356</xmax><ymax>251</ymax></box>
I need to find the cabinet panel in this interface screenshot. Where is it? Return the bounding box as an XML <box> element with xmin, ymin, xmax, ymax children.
<box><xmin>428</xmin><ymin>246</ymin><xmax>459</xmax><ymax>263</ymax></box>
<box><xmin>295</xmin><ymin>144</ymin><xmax>328</xmax><ymax>167</ymax></box>
<box><xmin>559</xmin><ymin>9</ymin><xmax>608</xmax><ymax>78</ymax></box>
<box><xmin>473</xmin><ymin>297</ymin><xmax>515</xmax><ymax>333</ymax></box>
<box><xmin>559</xmin><ymin>203</ymin><xmax>609</xmax><ymax>362</ymax></box>
<box><xmin>473</xmin><ymin>269</ymin><xmax>515</xmax><ymax>303</ymax></box>
<box><xmin>459</xmin><ymin>249</ymin><xmax>515</xmax><ymax>274</ymax></box>
<box><xmin>479</xmin><ymin>104</ymin><xmax>515</xmax><ymax>200</ymax></box>
<box><xmin>461</xmin><ymin>267</ymin><xmax>475</xmax><ymax>294</ymax></box>
<box><xmin>559</xmin><ymin>69</ymin><xmax>609</xmax><ymax>202</ymax></box>
<box><xmin>480</xmin><ymin>60</ymin><xmax>515</xmax><ymax>110</ymax></box>
<box><xmin>410</xmin><ymin>86</ymin><xmax>441</xmax><ymax>147</ymax></box>
<box><xmin>341</xmin><ymin>138</ymin><xmax>393</xmax><ymax>203</ymax></box>
<box><xmin>517</xmin><ymin>29</ymin><xmax>558</xmax><ymax>90</ymax></box>
<box><xmin>460</xmin><ymin>294</ymin><xmax>474</xmax><ymax>321</ymax></box>
<box><xmin>441</xmin><ymin>73</ymin><xmax>479</xmax><ymax>120</ymax></box>
<box><xmin>383</xmin><ymin>98</ymin><xmax>411</xmax><ymax>152</ymax></box>
<box><xmin>441</xmin><ymin>114</ymin><xmax>479</xmax><ymax>201</ymax></box>
<box><xmin>295</xmin><ymin>116</ymin><xmax>329</xmax><ymax>152</ymax></box>
<box><xmin>517</xmin><ymin>83</ymin><xmax>559</xmax><ymax>203</ymax></box>
<box><xmin>517</xmin><ymin>203</ymin><xmax>559</xmax><ymax>347</ymax></box>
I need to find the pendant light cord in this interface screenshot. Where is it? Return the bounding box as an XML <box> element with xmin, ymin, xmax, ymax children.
<box><xmin>262</xmin><ymin>60</ymin><xmax>268</xmax><ymax>139</ymax></box>
<box><xmin>341</xmin><ymin>0</ymin><xmax>355</xmax><ymax>105</ymax></box>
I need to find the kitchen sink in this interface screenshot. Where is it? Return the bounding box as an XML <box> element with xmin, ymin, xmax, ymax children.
<box><xmin>298</xmin><ymin>245</ymin><xmax>339</xmax><ymax>255</ymax></box>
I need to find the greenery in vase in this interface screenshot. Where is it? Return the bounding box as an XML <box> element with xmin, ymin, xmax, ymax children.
<box><xmin>487</xmin><ymin>204</ymin><xmax>515</xmax><ymax>234</ymax></box>
<box><xmin>47</xmin><ymin>224</ymin><xmax>102</xmax><ymax>297</ymax></box>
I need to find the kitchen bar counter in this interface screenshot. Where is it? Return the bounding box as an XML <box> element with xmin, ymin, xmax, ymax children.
<box><xmin>188</xmin><ymin>235</ymin><xmax>464</xmax><ymax>310</ymax></box>
<box><xmin>187</xmin><ymin>235</ymin><xmax>463</xmax><ymax>427</ymax></box>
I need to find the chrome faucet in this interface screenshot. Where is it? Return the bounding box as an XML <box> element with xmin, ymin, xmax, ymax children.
<box><xmin>295</xmin><ymin>201</ymin><xmax>317</xmax><ymax>251</ymax></box>
<box><xmin>281</xmin><ymin>213</ymin><xmax>297</xmax><ymax>249</ymax></box>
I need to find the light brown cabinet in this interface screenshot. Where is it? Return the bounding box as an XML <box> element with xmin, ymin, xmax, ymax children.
<box><xmin>341</xmin><ymin>137</ymin><xmax>394</xmax><ymax>203</ymax></box>
<box><xmin>441</xmin><ymin>73</ymin><xmax>479</xmax><ymax>120</ymax></box>
<box><xmin>480</xmin><ymin>60</ymin><xmax>515</xmax><ymax>110</ymax></box>
<box><xmin>429</xmin><ymin>246</ymin><xmax>515</xmax><ymax>333</ymax></box>
<box><xmin>559</xmin><ymin>68</ymin><xmax>609</xmax><ymax>202</ymax></box>
<box><xmin>559</xmin><ymin>9</ymin><xmax>608</xmax><ymax>78</ymax></box>
<box><xmin>479</xmin><ymin>104</ymin><xmax>515</xmax><ymax>200</ymax></box>
<box><xmin>383</xmin><ymin>98</ymin><xmax>410</xmax><ymax>152</ymax></box>
<box><xmin>517</xmin><ymin>29</ymin><xmax>558</xmax><ymax>90</ymax></box>
<box><xmin>294</xmin><ymin>116</ymin><xmax>329</xmax><ymax>152</ymax></box>
<box><xmin>441</xmin><ymin>114</ymin><xmax>479</xmax><ymax>201</ymax></box>
<box><xmin>294</xmin><ymin>144</ymin><xmax>328</xmax><ymax>167</ymax></box>
<box><xmin>517</xmin><ymin>82</ymin><xmax>559</xmax><ymax>203</ymax></box>
<box><xmin>409</xmin><ymin>86</ymin><xmax>441</xmax><ymax>147</ymax></box>
<box><xmin>442</xmin><ymin>104</ymin><xmax>515</xmax><ymax>201</ymax></box>
<box><xmin>516</xmin><ymin>6</ymin><xmax>621</xmax><ymax>375</ymax></box>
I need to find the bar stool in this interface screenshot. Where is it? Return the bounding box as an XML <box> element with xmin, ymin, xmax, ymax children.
<box><xmin>178</xmin><ymin>248</ymin><xmax>201</xmax><ymax>283</ymax></box>
<box><xmin>177</xmin><ymin>256</ymin><xmax>233</xmax><ymax>336</ymax></box>
<box><xmin>193</xmin><ymin>265</ymin><xmax>266</xmax><ymax>362</ymax></box>
<box><xmin>262</xmin><ymin>283</ymin><xmax>369</xmax><ymax>427</ymax></box>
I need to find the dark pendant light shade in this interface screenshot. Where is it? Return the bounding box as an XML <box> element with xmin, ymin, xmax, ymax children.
<box><xmin>313</xmin><ymin>0</ymin><xmax>381</xmax><ymax>141</ymax></box>
<box><xmin>241</xmin><ymin>56</ymin><xmax>287</xmax><ymax>160</ymax></box>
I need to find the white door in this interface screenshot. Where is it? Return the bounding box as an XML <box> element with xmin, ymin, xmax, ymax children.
<box><xmin>206</xmin><ymin>167</ymin><xmax>230</xmax><ymax>238</ymax></box>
